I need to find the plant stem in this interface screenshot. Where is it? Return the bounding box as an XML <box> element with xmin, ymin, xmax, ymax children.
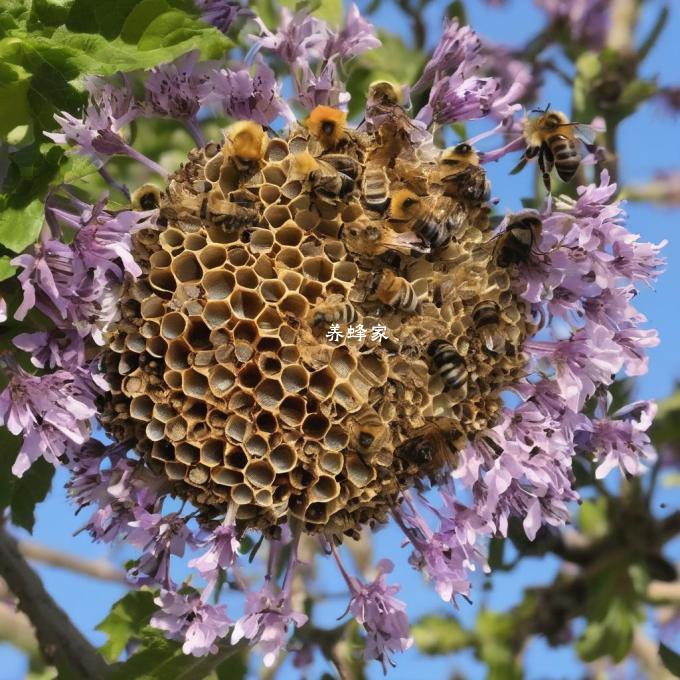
<box><xmin>0</xmin><ymin>525</ymin><xmax>110</xmax><ymax>679</ymax></box>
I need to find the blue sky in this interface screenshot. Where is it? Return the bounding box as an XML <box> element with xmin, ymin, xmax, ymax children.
<box><xmin>1</xmin><ymin>1</ymin><xmax>679</xmax><ymax>679</ymax></box>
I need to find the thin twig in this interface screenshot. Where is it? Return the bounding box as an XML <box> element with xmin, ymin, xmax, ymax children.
<box><xmin>18</xmin><ymin>540</ymin><xmax>127</xmax><ymax>583</ymax></box>
<box><xmin>0</xmin><ymin>525</ymin><xmax>110</xmax><ymax>679</ymax></box>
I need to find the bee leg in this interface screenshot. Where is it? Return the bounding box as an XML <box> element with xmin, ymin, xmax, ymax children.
<box><xmin>538</xmin><ymin>148</ymin><xmax>552</xmax><ymax>192</ymax></box>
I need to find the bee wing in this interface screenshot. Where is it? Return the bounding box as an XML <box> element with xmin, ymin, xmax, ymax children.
<box><xmin>382</xmin><ymin>227</ymin><xmax>430</xmax><ymax>254</ymax></box>
<box><xmin>572</xmin><ymin>124</ymin><xmax>598</xmax><ymax>145</ymax></box>
<box><xmin>509</xmin><ymin>154</ymin><xmax>528</xmax><ymax>176</ymax></box>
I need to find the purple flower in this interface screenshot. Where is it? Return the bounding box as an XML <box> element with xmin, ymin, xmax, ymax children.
<box><xmin>13</xmin><ymin>330</ymin><xmax>85</xmax><ymax>369</ymax></box>
<box><xmin>535</xmin><ymin>0</ymin><xmax>610</xmax><ymax>49</ymax></box>
<box><xmin>83</xmin><ymin>74</ymin><xmax>140</xmax><ymax>129</ymax></box>
<box><xmin>295</xmin><ymin>60</ymin><xmax>351</xmax><ymax>110</ymax></box>
<box><xmin>586</xmin><ymin>401</ymin><xmax>657</xmax><ymax>479</ymax></box>
<box><xmin>0</xmin><ymin>355</ymin><xmax>96</xmax><ymax>477</ymax></box>
<box><xmin>0</xmin><ymin>297</ymin><xmax>5</xmax><ymax>323</ymax></box>
<box><xmin>201</xmin><ymin>62</ymin><xmax>295</xmax><ymax>125</ymax></box>
<box><xmin>343</xmin><ymin>559</ymin><xmax>412</xmax><ymax>673</ymax></box>
<box><xmin>248</xmin><ymin>9</ymin><xmax>330</xmax><ymax>67</ymax></box>
<box><xmin>323</xmin><ymin>3</ymin><xmax>380</xmax><ymax>61</ymax></box>
<box><xmin>145</xmin><ymin>51</ymin><xmax>207</xmax><ymax>121</ymax></box>
<box><xmin>188</xmin><ymin>523</ymin><xmax>240</xmax><ymax>582</ymax></box>
<box><xmin>412</xmin><ymin>19</ymin><xmax>483</xmax><ymax>93</ymax></box>
<box><xmin>151</xmin><ymin>589</ymin><xmax>231</xmax><ymax>657</ymax></box>
<box><xmin>231</xmin><ymin>581</ymin><xmax>308</xmax><ymax>667</ymax></box>
<box><xmin>128</xmin><ymin>511</ymin><xmax>195</xmax><ymax>588</ymax></box>
<box><xmin>195</xmin><ymin>0</ymin><xmax>251</xmax><ymax>34</ymax></box>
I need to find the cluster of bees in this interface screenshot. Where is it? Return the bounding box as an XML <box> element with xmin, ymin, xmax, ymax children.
<box><xmin>99</xmin><ymin>81</ymin><xmax>594</xmax><ymax>539</ymax></box>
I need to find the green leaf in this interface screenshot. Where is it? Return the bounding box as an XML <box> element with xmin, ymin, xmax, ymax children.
<box><xmin>446</xmin><ymin>1</ymin><xmax>467</xmax><ymax>23</ymax></box>
<box><xmin>412</xmin><ymin>615</ymin><xmax>473</xmax><ymax>655</ymax></box>
<box><xmin>96</xmin><ymin>590</ymin><xmax>157</xmax><ymax>662</ymax></box>
<box><xmin>28</xmin><ymin>0</ymin><xmax>75</xmax><ymax>28</ymax></box>
<box><xmin>10</xmin><ymin>458</ymin><xmax>55</xmax><ymax>533</ymax></box>
<box><xmin>638</xmin><ymin>6</ymin><xmax>669</xmax><ymax>63</ymax></box>
<box><xmin>487</xmin><ymin>536</ymin><xmax>505</xmax><ymax>570</ymax></box>
<box><xmin>0</xmin><ymin>199</ymin><xmax>44</xmax><ymax>252</ymax></box>
<box><xmin>0</xmin><ymin>61</ymin><xmax>32</xmax><ymax>139</ymax></box>
<box><xmin>0</xmin><ymin>256</ymin><xmax>16</xmax><ymax>281</ymax></box>
<box><xmin>0</xmin><ymin>427</ymin><xmax>21</xmax><ymax>511</ymax></box>
<box><xmin>659</xmin><ymin>642</ymin><xmax>680</xmax><ymax>677</ymax></box>
<box><xmin>111</xmin><ymin>629</ymin><xmax>246</xmax><ymax>680</ymax></box>
<box><xmin>215</xmin><ymin>652</ymin><xmax>248</xmax><ymax>680</ymax></box>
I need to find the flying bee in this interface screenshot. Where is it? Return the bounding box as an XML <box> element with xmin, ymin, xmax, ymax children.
<box><xmin>494</xmin><ymin>212</ymin><xmax>542</xmax><ymax>267</ymax></box>
<box><xmin>361</xmin><ymin>163</ymin><xmax>390</xmax><ymax>212</ymax></box>
<box><xmin>439</xmin><ymin>144</ymin><xmax>490</xmax><ymax>204</ymax></box>
<box><xmin>374</xmin><ymin>270</ymin><xmax>420</xmax><ymax>313</ymax></box>
<box><xmin>341</xmin><ymin>219</ymin><xmax>429</xmax><ymax>257</ymax></box>
<box><xmin>472</xmin><ymin>300</ymin><xmax>504</xmax><ymax>353</ymax></box>
<box><xmin>427</xmin><ymin>339</ymin><xmax>467</xmax><ymax>392</ymax></box>
<box><xmin>131</xmin><ymin>183</ymin><xmax>161</xmax><ymax>211</ymax></box>
<box><xmin>292</xmin><ymin>151</ymin><xmax>355</xmax><ymax>203</ymax></box>
<box><xmin>309</xmin><ymin>294</ymin><xmax>358</xmax><ymax>326</ymax></box>
<box><xmin>512</xmin><ymin>106</ymin><xmax>598</xmax><ymax>192</ymax></box>
<box><xmin>305</xmin><ymin>105</ymin><xmax>348</xmax><ymax>150</ymax></box>
<box><xmin>349</xmin><ymin>408</ymin><xmax>390</xmax><ymax>459</ymax></box>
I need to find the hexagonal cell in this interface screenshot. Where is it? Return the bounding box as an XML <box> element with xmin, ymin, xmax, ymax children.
<box><xmin>275</xmin><ymin>223</ymin><xmax>304</xmax><ymax>247</ymax></box>
<box><xmin>258</xmin><ymin>352</ymin><xmax>282</xmax><ymax>377</ymax></box>
<box><xmin>231</xmin><ymin>484</ymin><xmax>254</xmax><ymax>505</ymax></box>
<box><xmin>212</xmin><ymin>467</ymin><xmax>243</xmax><ymax>486</ymax></box>
<box><xmin>164</xmin><ymin>462</ymin><xmax>187</xmax><ymax>481</ymax></box>
<box><xmin>151</xmin><ymin>441</ymin><xmax>175</xmax><ymax>462</ymax></box>
<box><xmin>309</xmin><ymin>368</ymin><xmax>337</xmax><ymax>401</ymax></box>
<box><xmin>200</xmin><ymin>439</ymin><xmax>225</xmax><ymax>467</ymax></box>
<box><xmin>259</xmin><ymin>184</ymin><xmax>281</xmax><ymax>204</ymax></box>
<box><xmin>323</xmin><ymin>426</ymin><xmax>349</xmax><ymax>452</ymax></box>
<box><xmin>187</xmin><ymin>466</ymin><xmax>210</xmax><ymax>486</ymax></box>
<box><xmin>202</xmin><ymin>301</ymin><xmax>231</xmax><ymax>329</ymax></box>
<box><xmin>311</xmin><ymin>475</ymin><xmax>340</xmax><ymax>502</ymax></box>
<box><xmin>225</xmin><ymin>446</ymin><xmax>248</xmax><ymax>469</ymax></box>
<box><xmin>226</xmin><ymin>247</ymin><xmax>252</xmax><ymax>267</ymax></box>
<box><xmin>333</xmin><ymin>261</ymin><xmax>358</xmax><ymax>283</ymax></box>
<box><xmin>263</xmin><ymin>205</ymin><xmax>291</xmax><ymax>229</ymax></box>
<box><xmin>149</xmin><ymin>269</ymin><xmax>176</xmax><ymax>295</ymax></box>
<box><xmin>244</xmin><ymin>434</ymin><xmax>268</xmax><ymax>459</ymax></box>
<box><xmin>299</xmin><ymin>280</ymin><xmax>324</xmax><ymax>303</ymax></box>
<box><xmin>254</xmin><ymin>379</ymin><xmax>284</xmax><ymax>409</ymax></box>
<box><xmin>208</xmin><ymin>365</ymin><xmax>235</xmax><ymax>397</ymax></box>
<box><xmin>234</xmin><ymin>342</ymin><xmax>254</xmax><ymax>363</ymax></box>
<box><xmin>160</xmin><ymin>312</ymin><xmax>187</xmax><ymax>340</ymax></box>
<box><xmin>278</xmin><ymin>325</ymin><xmax>296</xmax><ymax>345</ymax></box>
<box><xmin>278</xmin><ymin>293</ymin><xmax>308</xmax><ymax>318</ymax></box>
<box><xmin>159</xmin><ymin>227</ymin><xmax>184</xmax><ymax>252</ymax></box>
<box><xmin>260</xmin><ymin>280</ymin><xmax>286</xmax><ymax>303</ymax></box>
<box><xmin>230</xmin><ymin>289</ymin><xmax>264</xmax><ymax>320</ymax></box>
<box><xmin>166</xmin><ymin>340</ymin><xmax>190</xmax><ymax>371</ymax></box>
<box><xmin>275</xmin><ymin>247</ymin><xmax>303</xmax><ymax>270</ymax></box>
<box><xmin>129</xmin><ymin>395</ymin><xmax>154</xmax><ymax>421</ymax></box>
<box><xmin>278</xmin><ymin>346</ymin><xmax>300</xmax><ymax>365</ymax></box>
<box><xmin>262</xmin><ymin>165</ymin><xmax>287</xmax><ymax>186</ymax></box>
<box><xmin>198</xmin><ymin>244</ymin><xmax>227</xmax><ymax>269</ymax></box>
<box><xmin>149</xmin><ymin>250</ymin><xmax>172</xmax><ymax>268</ymax></box>
<box><xmin>175</xmin><ymin>442</ymin><xmax>200</xmax><ymax>465</ymax></box>
<box><xmin>171</xmin><ymin>252</ymin><xmax>202</xmax><ymax>283</ymax></box>
<box><xmin>270</xmin><ymin>444</ymin><xmax>296</xmax><ymax>473</ymax></box>
<box><xmin>280</xmin><ymin>271</ymin><xmax>303</xmax><ymax>291</ymax></box>
<box><xmin>202</xmin><ymin>270</ymin><xmax>235</xmax><ymax>300</ymax></box>
<box><xmin>140</xmin><ymin>296</ymin><xmax>165</xmax><ymax>319</ymax></box>
<box><xmin>279</xmin><ymin>395</ymin><xmax>306</xmax><ymax>426</ymax></box>
<box><xmin>185</xmin><ymin>319</ymin><xmax>211</xmax><ymax>350</ymax></box>
<box><xmin>302</xmin><ymin>256</ymin><xmax>333</xmax><ymax>282</ymax></box>
<box><xmin>237</xmin><ymin>364</ymin><xmax>262</xmax><ymax>389</ymax></box>
<box><xmin>184</xmin><ymin>233</ymin><xmax>207</xmax><ymax>251</ymax></box>
<box><xmin>233</xmin><ymin>320</ymin><xmax>258</xmax><ymax>342</ymax></box>
<box><xmin>320</xmin><ymin>451</ymin><xmax>344</xmax><ymax>475</ymax></box>
<box><xmin>302</xmin><ymin>413</ymin><xmax>330</xmax><ymax>439</ymax></box>
<box><xmin>255</xmin><ymin>411</ymin><xmax>277</xmax><ymax>433</ymax></box>
<box><xmin>182</xmin><ymin>369</ymin><xmax>209</xmax><ymax>399</ymax></box>
<box><xmin>165</xmin><ymin>416</ymin><xmax>188</xmax><ymax>442</ymax></box>
<box><xmin>145</xmin><ymin>418</ymin><xmax>165</xmax><ymax>442</ymax></box>
<box><xmin>281</xmin><ymin>365</ymin><xmax>308</xmax><ymax>393</ymax></box>
<box><xmin>330</xmin><ymin>347</ymin><xmax>357</xmax><ymax>379</ymax></box>
<box><xmin>255</xmin><ymin>308</ymin><xmax>281</xmax><ymax>334</ymax></box>
<box><xmin>257</xmin><ymin>337</ymin><xmax>282</xmax><ymax>353</ymax></box>
<box><xmin>250</xmin><ymin>229</ymin><xmax>275</xmax><ymax>254</ymax></box>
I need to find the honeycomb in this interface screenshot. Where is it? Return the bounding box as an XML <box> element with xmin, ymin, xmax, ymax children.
<box><xmin>99</xmin><ymin>109</ymin><xmax>533</xmax><ymax>540</ymax></box>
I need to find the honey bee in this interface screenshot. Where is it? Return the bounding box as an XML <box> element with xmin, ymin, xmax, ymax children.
<box><xmin>472</xmin><ymin>300</ymin><xmax>504</xmax><ymax>353</ymax></box>
<box><xmin>292</xmin><ymin>152</ymin><xmax>355</xmax><ymax>203</ymax></box>
<box><xmin>394</xmin><ymin>419</ymin><xmax>459</xmax><ymax>475</ymax></box>
<box><xmin>321</xmin><ymin>154</ymin><xmax>362</xmax><ymax>181</ymax></box>
<box><xmin>131</xmin><ymin>184</ymin><xmax>161</xmax><ymax>211</ymax></box>
<box><xmin>512</xmin><ymin>107</ymin><xmax>597</xmax><ymax>192</ymax></box>
<box><xmin>365</xmin><ymin>80</ymin><xmax>416</xmax><ymax>161</ymax></box>
<box><xmin>375</xmin><ymin>270</ymin><xmax>420</xmax><ymax>313</ymax></box>
<box><xmin>309</xmin><ymin>294</ymin><xmax>358</xmax><ymax>326</ymax></box>
<box><xmin>220</xmin><ymin>122</ymin><xmax>267</xmax><ymax>189</ymax></box>
<box><xmin>494</xmin><ymin>212</ymin><xmax>542</xmax><ymax>267</ymax></box>
<box><xmin>349</xmin><ymin>407</ymin><xmax>390</xmax><ymax>459</ymax></box>
<box><xmin>341</xmin><ymin>219</ymin><xmax>429</xmax><ymax>257</ymax></box>
<box><xmin>389</xmin><ymin>189</ymin><xmax>464</xmax><ymax>251</ymax></box>
<box><xmin>361</xmin><ymin>163</ymin><xmax>390</xmax><ymax>212</ymax></box>
<box><xmin>305</xmin><ymin>105</ymin><xmax>348</xmax><ymax>150</ymax></box>
<box><xmin>439</xmin><ymin>144</ymin><xmax>490</xmax><ymax>204</ymax></box>
<box><xmin>427</xmin><ymin>339</ymin><xmax>467</xmax><ymax>391</ymax></box>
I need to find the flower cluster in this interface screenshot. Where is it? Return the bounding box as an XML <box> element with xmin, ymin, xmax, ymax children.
<box><xmin>0</xmin><ymin>2</ymin><xmax>665</xmax><ymax>675</ymax></box>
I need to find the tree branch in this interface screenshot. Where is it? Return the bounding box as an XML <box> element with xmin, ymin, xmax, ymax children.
<box><xmin>18</xmin><ymin>540</ymin><xmax>127</xmax><ymax>583</ymax></box>
<box><xmin>0</xmin><ymin>525</ymin><xmax>110</xmax><ymax>679</ymax></box>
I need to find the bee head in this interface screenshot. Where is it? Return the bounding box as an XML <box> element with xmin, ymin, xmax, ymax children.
<box><xmin>440</xmin><ymin>143</ymin><xmax>480</xmax><ymax>167</ymax></box>
<box><xmin>131</xmin><ymin>184</ymin><xmax>161</xmax><ymax>211</ymax></box>
<box><xmin>358</xmin><ymin>432</ymin><xmax>375</xmax><ymax>449</ymax></box>
<box><xmin>390</xmin><ymin>189</ymin><xmax>421</xmax><ymax>220</ymax></box>
<box><xmin>368</xmin><ymin>80</ymin><xmax>403</xmax><ymax>106</ymax></box>
<box><xmin>306</xmin><ymin>106</ymin><xmax>348</xmax><ymax>148</ymax></box>
<box><xmin>226</xmin><ymin>122</ymin><xmax>266</xmax><ymax>161</ymax></box>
